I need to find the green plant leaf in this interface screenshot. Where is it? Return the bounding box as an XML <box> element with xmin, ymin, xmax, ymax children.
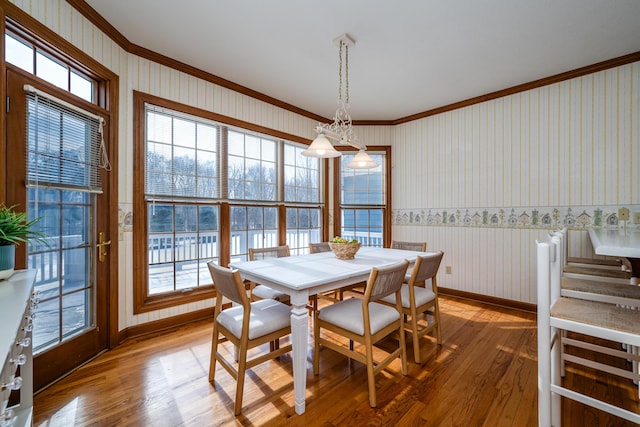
<box><xmin>0</xmin><ymin>204</ymin><xmax>47</xmax><ymax>246</ymax></box>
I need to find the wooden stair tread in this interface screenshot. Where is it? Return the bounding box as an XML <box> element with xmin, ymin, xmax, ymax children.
<box><xmin>567</xmin><ymin>257</ymin><xmax>622</xmax><ymax>267</ymax></box>
<box><xmin>563</xmin><ymin>265</ymin><xmax>632</xmax><ymax>280</ymax></box>
<box><xmin>561</xmin><ymin>277</ymin><xmax>640</xmax><ymax>299</ymax></box>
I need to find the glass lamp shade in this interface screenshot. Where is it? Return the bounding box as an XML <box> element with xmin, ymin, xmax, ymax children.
<box><xmin>346</xmin><ymin>149</ymin><xmax>378</xmax><ymax>169</ymax></box>
<box><xmin>302</xmin><ymin>134</ymin><xmax>341</xmax><ymax>158</ymax></box>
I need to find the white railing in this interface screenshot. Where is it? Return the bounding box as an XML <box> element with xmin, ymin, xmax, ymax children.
<box><xmin>28</xmin><ymin>235</ymin><xmax>88</xmax><ymax>288</ymax></box>
<box><xmin>148</xmin><ymin>229</ymin><xmax>383</xmax><ymax>264</ymax></box>
<box><xmin>341</xmin><ymin>231</ymin><xmax>384</xmax><ymax>248</ymax></box>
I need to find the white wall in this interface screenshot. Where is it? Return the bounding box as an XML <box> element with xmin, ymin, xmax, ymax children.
<box><xmin>13</xmin><ymin>0</ymin><xmax>640</xmax><ymax>325</ymax></box>
<box><xmin>383</xmin><ymin>65</ymin><xmax>640</xmax><ymax>304</ymax></box>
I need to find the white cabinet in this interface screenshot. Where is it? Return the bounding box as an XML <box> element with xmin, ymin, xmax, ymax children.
<box><xmin>1</xmin><ymin>270</ymin><xmax>36</xmax><ymax>427</ymax></box>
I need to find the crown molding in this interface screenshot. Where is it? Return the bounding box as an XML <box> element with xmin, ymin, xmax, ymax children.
<box><xmin>65</xmin><ymin>1</ymin><xmax>640</xmax><ymax>126</ymax></box>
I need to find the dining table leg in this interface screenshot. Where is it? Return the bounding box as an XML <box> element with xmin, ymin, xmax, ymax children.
<box><xmin>289</xmin><ymin>294</ymin><xmax>309</xmax><ymax>414</ymax></box>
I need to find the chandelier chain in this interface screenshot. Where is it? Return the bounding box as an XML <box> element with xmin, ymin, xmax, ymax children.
<box><xmin>338</xmin><ymin>41</ymin><xmax>343</xmax><ymax>102</ymax></box>
<box><xmin>345</xmin><ymin>43</ymin><xmax>349</xmax><ymax>104</ymax></box>
<box><xmin>337</xmin><ymin>41</ymin><xmax>350</xmax><ymax>104</ymax></box>
<box><xmin>306</xmin><ymin>32</ymin><xmax>376</xmax><ymax>163</ymax></box>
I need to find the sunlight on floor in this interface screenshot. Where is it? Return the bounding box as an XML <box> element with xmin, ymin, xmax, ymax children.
<box><xmin>35</xmin><ymin>397</ymin><xmax>80</xmax><ymax>427</ymax></box>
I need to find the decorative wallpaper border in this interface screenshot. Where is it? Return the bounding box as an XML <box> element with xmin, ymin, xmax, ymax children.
<box><xmin>392</xmin><ymin>206</ymin><xmax>640</xmax><ymax>229</ymax></box>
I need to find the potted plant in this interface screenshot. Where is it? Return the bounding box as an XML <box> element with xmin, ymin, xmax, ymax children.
<box><xmin>0</xmin><ymin>204</ymin><xmax>46</xmax><ymax>280</ymax></box>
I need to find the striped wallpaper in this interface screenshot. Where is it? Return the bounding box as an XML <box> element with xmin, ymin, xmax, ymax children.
<box><xmin>382</xmin><ymin>64</ymin><xmax>640</xmax><ymax>304</ymax></box>
<box><xmin>11</xmin><ymin>0</ymin><xmax>640</xmax><ymax>328</ymax></box>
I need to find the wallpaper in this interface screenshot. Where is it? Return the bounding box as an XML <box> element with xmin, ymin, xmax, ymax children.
<box><xmin>385</xmin><ymin>63</ymin><xmax>639</xmax><ymax>303</ymax></box>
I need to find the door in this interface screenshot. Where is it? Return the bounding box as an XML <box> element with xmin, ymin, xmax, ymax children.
<box><xmin>5</xmin><ymin>68</ymin><xmax>110</xmax><ymax>390</ymax></box>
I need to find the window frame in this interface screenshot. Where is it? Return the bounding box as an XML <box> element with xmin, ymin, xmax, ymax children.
<box><xmin>133</xmin><ymin>91</ymin><xmax>326</xmax><ymax>313</ymax></box>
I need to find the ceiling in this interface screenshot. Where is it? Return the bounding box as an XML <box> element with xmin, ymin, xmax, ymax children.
<box><xmin>83</xmin><ymin>0</ymin><xmax>640</xmax><ymax>122</ymax></box>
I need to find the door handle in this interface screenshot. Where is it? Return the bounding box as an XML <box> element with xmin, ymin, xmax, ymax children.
<box><xmin>97</xmin><ymin>232</ymin><xmax>112</xmax><ymax>263</ymax></box>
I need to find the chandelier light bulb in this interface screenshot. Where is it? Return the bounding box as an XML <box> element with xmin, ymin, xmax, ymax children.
<box><xmin>302</xmin><ymin>134</ymin><xmax>341</xmax><ymax>158</ymax></box>
<box><xmin>346</xmin><ymin>149</ymin><xmax>378</xmax><ymax>169</ymax></box>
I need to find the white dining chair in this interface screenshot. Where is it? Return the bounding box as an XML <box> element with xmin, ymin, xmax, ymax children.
<box><xmin>313</xmin><ymin>260</ymin><xmax>409</xmax><ymax>407</ymax></box>
<box><xmin>207</xmin><ymin>261</ymin><xmax>292</xmax><ymax>416</ymax></box>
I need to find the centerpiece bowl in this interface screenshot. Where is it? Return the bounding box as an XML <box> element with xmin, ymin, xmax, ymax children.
<box><xmin>328</xmin><ymin>239</ymin><xmax>361</xmax><ymax>260</ymax></box>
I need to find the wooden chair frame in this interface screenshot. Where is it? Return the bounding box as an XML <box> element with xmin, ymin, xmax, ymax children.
<box><xmin>382</xmin><ymin>251</ymin><xmax>444</xmax><ymax>363</ymax></box>
<box><xmin>313</xmin><ymin>260</ymin><xmax>409</xmax><ymax>407</ymax></box>
<box><xmin>207</xmin><ymin>262</ymin><xmax>292</xmax><ymax>415</ymax></box>
<box><xmin>391</xmin><ymin>240</ymin><xmax>427</xmax><ymax>252</ymax></box>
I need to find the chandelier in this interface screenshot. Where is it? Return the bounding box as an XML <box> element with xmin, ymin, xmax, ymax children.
<box><xmin>302</xmin><ymin>34</ymin><xmax>378</xmax><ymax>169</ymax></box>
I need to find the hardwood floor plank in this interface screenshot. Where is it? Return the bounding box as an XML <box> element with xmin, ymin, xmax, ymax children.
<box><xmin>33</xmin><ymin>296</ymin><xmax>639</xmax><ymax>426</ymax></box>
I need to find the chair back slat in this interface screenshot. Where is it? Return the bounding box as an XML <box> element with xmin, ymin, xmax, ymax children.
<box><xmin>249</xmin><ymin>245</ymin><xmax>290</xmax><ymax>260</ymax></box>
<box><xmin>207</xmin><ymin>261</ymin><xmax>248</xmax><ymax>306</ymax></box>
<box><xmin>367</xmin><ymin>260</ymin><xmax>409</xmax><ymax>302</ymax></box>
<box><xmin>391</xmin><ymin>241</ymin><xmax>427</xmax><ymax>252</ymax></box>
<box><xmin>411</xmin><ymin>251</ymin><xmax>444</xmax><ymax>284</ymax></box>
<box><xmin>309</xmin><ymin>242</ymin><xmax>331</xmax><ymax>253</ymax></box>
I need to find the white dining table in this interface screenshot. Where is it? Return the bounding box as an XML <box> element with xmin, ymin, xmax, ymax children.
<box><xmin>228</xmin><ymin>246</ymin><xmax>429</xmax><ymax>414</ymax></box>
<box><xmin>588</xmin><ymin>227</ymin><xmax>640</xmax><ymax>258</ymax></box>
<box><xmin>588</xmin><ymin>227</ymin><xmax>640</xmax><ymax>276</ymax></box>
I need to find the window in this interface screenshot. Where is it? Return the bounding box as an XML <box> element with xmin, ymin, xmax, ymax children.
<box><xmin>134</xmin><ymin>93</ymin><xmax>322</xmax><ymax>312</ymax></box>
<box><xmin>286</xmin><ymin>207</ymin><xmax>322</xmax><ymax>255</ymax></box>
<box><xmin>148</xmin><ymin>203</ymin><xmax>219</xmax><ymax>295</ymax></box>
<box><xmin>228</xmin><ymin>131</ymin><xmax>276</xmax><ymax>201</ymax></box>
<box><xmin>336</xmin><ymin>150</ymin><xmax>389</xmax><ymax>247</ymax></box>
<box><xmin>230</xmin><ymin>205</ymin><xmax>278</xmax><ymax>262</ymax></box>
<box><xmin>284</xmin><ymin>144</ymin><xmax>320</xmax><ymax>203</ymax></box>
<box><xmin>143</xmin><ymin>105</ymin><xmax>221</xmax><ymax>299</ymax></box>
<box><xmin>284</xmin><ymin>144</ymin><xmax>321</xmax><ymax>254</ymax></box>
<box><xmin>5</xmin><ymin>32</ymin><xmax>96</xmax><ymax>102</ymax></box>
<box><xmin>24</xmin><ymin>88</ymin><xmax>104</xmax><ymax>353</ymax></box>
<box><xmin>146</xmin><ymin>106</ymin><xmax>218</xmax><ymax>199</ymax></box>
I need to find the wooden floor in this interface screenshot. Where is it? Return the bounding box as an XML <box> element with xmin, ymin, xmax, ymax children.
<box><xmin>33</xmin><ymin>295</ymin><xmax>639</xmax><ymax>426</ymax></box>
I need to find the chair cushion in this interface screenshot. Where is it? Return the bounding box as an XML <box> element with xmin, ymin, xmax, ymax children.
<box><xmin>551</xmin><ymin>297</ymin><xmax>640</xmax><ymax>335</ymax></box>
<box><xmin>380</xmin><ymin>284</ymin><xmax>436</xmax><ymax>308</ymax></box>
<box><xmin>318</xmin><ymin>297</ymin><xmax>400</xmax><ymax>335</ymax></box>
<box><xmin>217</xmin><ymin>299</ymin><xmax>291</xmax><ymax>340</ymax></box>
<box><xmin>252</xmin><ymin>284</ymin><xmax>290</xmax><ymax>302</ymax></box>
<box><xmin>403</xmin><ymin>271</ymin><xmax>412</xmax><ymax>283</ymax></box>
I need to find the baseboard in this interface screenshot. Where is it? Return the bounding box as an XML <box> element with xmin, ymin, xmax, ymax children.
<box><xmin>438</xmin><ymin>287</ymin><xmax>536</xmax><ymax>313</ymax></box>
<box><xmin>117</xmin><ymin>307</ymin><xmax>214</xmax><ymax>344</ymax></box>
<box><xmin>115</xmin><ymin>289</ymin><xmax>535</xmax><ymax>346</ymax></box>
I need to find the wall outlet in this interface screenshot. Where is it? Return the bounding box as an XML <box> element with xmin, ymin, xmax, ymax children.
<box><xmin>445</xmin><ymin>266</ymin><xmax>452</xmax><ymax>274</ymax></box>
<box><xmin>633</xmin><ymin>212</ymin><xmax>640</xmax><ymax>224</ymax></box>
<box><xmin>618</xmin><ymin>207</ymin><xmax>629</xmax><ymax>221</ymax></box>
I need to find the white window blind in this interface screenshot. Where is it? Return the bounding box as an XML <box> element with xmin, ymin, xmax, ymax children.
<box><xmin>145</xmin><ymin>103</ymin><xmax>219</xmax><ymax>200</ymax></box>
<box><xmin>25</xmin><ymin>85</ymin><xmax>107</xmax><ymax>193</ymax></box>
